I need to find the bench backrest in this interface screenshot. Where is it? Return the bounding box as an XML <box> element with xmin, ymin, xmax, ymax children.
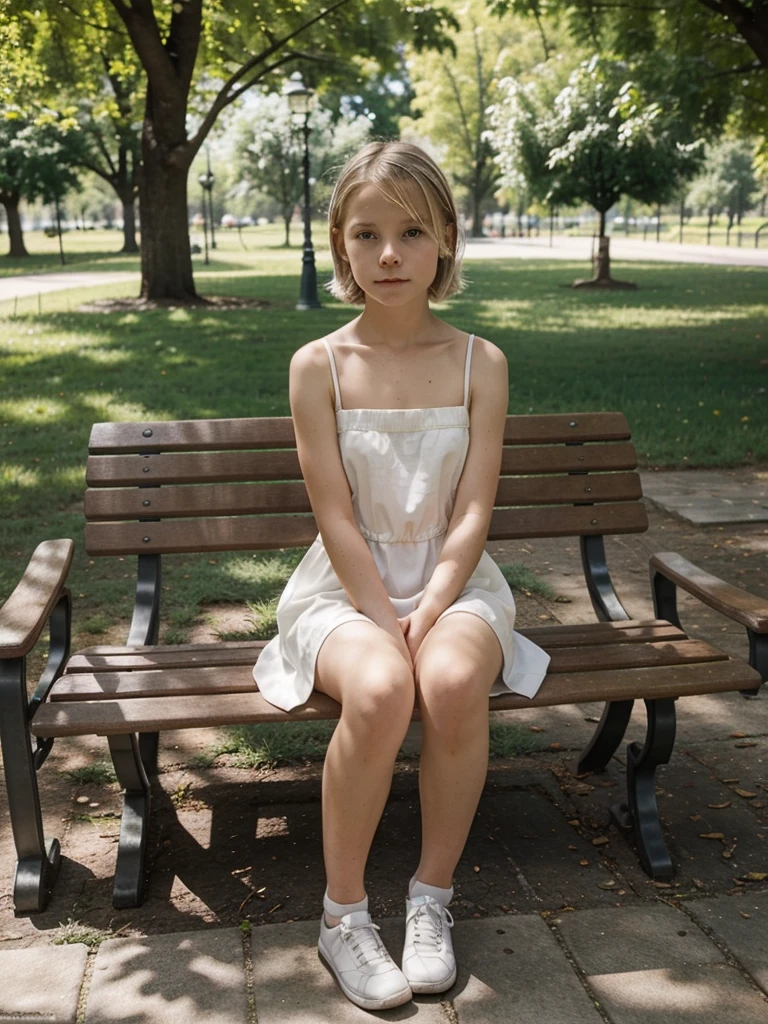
<box><xmin>84</xmin><ymin>413</ymin><xmax>647</xmax><ymax>557</ymax></box>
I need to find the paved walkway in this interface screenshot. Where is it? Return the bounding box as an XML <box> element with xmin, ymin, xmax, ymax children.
<box><xmin>464</xmin><ymin>235</ymin><xmax>768</xmax><ymax>267</ymax></box>
<box><xmin>0</xmin><ymin>271</ymin><xmax>137</xmax><ymax>302</ymax></box>
<box><xmin>3</xmin><ymin>894</ymin><xmax>768</xmax><ymax>1022</ymax></box>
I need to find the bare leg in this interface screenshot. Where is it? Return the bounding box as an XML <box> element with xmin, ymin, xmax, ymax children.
<box><xmin>315</xmin><ymin>621</ymin><xmax>415</xmax><ymax>912</ymax></box>
<box><xmin>413</xmin><ymin>612</ymin><xmax>502</xmax><ymax>888</ymax></box>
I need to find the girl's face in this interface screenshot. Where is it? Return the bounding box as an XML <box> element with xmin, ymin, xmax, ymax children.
<box><xmin>334</xmin><ymin>181</ymin><xmax>446</xmax><ymax>307</ymax></box>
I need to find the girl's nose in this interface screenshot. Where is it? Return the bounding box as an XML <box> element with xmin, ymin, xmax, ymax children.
<box><xmin>379</xmin><ymin>240</ymin><xmax>401</xmax><ymax>265</ymax></box>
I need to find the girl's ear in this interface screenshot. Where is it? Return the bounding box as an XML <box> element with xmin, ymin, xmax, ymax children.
<box><xmin>331</xmin><ymin>226</ymin><xmax>349</xmax><ymax>262</ymax></box>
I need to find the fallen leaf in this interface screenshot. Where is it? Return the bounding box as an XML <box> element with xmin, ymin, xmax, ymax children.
<box><xmin>549</xmin><ymin>742</ymin><xmax>562</xmax><ymax>750</ymax></box>
<box><xmin>651</xmin><ymin>881</ymin><xmax>672</xmax><ymax>888</ymax></box>
<box><xmin>692</xmin><ymin>878</ymin><xmax>706</xmax><ymax>890</ymax></box>
<box><xmin>699</xmin><ymin>832</ymin><xmax>725</xmax><ymax>840</ymax></box>
<box><xmin>734</xmin><ymin>789</ymin><xmax>757</xmax><ymax>799</ymax></box>
<box><xmin>598</xmin><ymin>880</ymin><xmax>617</xmax><ymax>889</ymax></box>
<box><xmin>741</xmin><ymin>872</ymin><xmax>768</xmax><ymax>882</ymax></box>
<box><xmin>707</xmin><ymin>802</ymin><xmax>732</xmax><ymax>809</ymax></box>
<box><xmin>740</xmin><ymin>912</ymin><xmax>752</xmax><ymax>919</ymax></box>
<box><xmin>723</xmin><ymin>778</ymin><xmax>740</xmax><ymax>784</ymax></box>
<box><xmin>730</xmin><ymin>733</ymin><xmax>747</xmax><ymax>738</ymax></box>
<box><xmin>752</xmin><ymin>801</ymin><xmax>766</xmax><ymax>809</ymax></box>
<box><xmin>735</xmin><ymin>742</ymin><xmax>758</xmax><ymax>749</ymax></box>
<box><xmin>690</xmin><ymin>814</ymin><xmax>703</xmax><ymax>821</ymax></box>
<box><xmin>579</xmin><ymin>859</ymin><xmax>589</xmax><ymax>866</ymax></box>
<box><xmin>568</xmin><ymin>819</ymin><xmax>580</xmax><ymax>827</ymax></box>
<box><xmin>528</xmin><ymin>726</ymin><xmax>544</xmax><ymax>733</ymax></box>
<box><xmin>592</xmin><ymin>836</ymin><xmax>610</xmax><ymax>846</ymax></box>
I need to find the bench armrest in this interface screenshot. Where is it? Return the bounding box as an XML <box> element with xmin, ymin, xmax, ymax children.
<box><xmin>0</xmin><ymin>539</ymin><xmax>74</xmax><ymax>658</ymax></box>
<box><xmin>650</xmin><ymin>551</ymin><xmax>768</xmax><ymax>634</ymax></box>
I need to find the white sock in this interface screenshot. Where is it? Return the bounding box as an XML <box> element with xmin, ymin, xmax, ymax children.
<box><xmin>409</xmin><ymin>874</ymin><xmax>454</xmax><ymax>908</ymax></box>
<box><xmin>323</xmin><ymin>888</ymin><xmax>368</xmax><ymax>926</ymax></box>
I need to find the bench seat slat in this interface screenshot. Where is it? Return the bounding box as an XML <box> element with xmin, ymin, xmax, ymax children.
<box><xmin>84</xmin><ymin>472</ymin><xmax>643</xmax><ymax>522</ymax></box>
<box><xmin>88</xmin><ymin>412</ymin><xmax>632</xmax><ymax>455</ymax></box>
<box><xmin>64</xmin><ymin>622</ymin><xmax>688</xmax><ymax>673</ymax></box>
<box><xmin>32</xmin><ymin>658</ymin><xmax>761</xmax><ymax>738</ymax></box>
<box><xmin>49</xmin><ymin>639</ymin><xmax>729</xmax><ymax>702</ymax></box>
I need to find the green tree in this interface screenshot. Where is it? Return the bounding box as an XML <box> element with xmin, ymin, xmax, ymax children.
<box><xmin>488</xmin><ymin>55</ymin><xmax>704</xmax><ymax>287</ymax></box>
<box><xmin>401</xmin><ymin>0</ymin><xmax>560</xmax><ymax>235</ymax></box>
<box><xmin>233</xmin><ymin>92</ymin><xmax>371</xmax><ymax>247</ymax></box>
<box><xmin>15</xmin><ymin>0</ymin><xmax>457</xmax><ymax>302</ymax></box>
<box><xmin>687</xmin><ymin>139</ymin><xmax>759</xmax><ymax>229</ymax></box>
<box><xmin>490</xmin><ymin>0</ymin><xmax>767</xmax><ymax>148</ymax></box>
<box><xmin>0</xmin><ymin>106</ymin><xmax>85</xmax><ymax>257</ymax></box>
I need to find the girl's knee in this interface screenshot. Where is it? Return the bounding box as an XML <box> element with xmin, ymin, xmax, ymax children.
<box><xmin>416</xmin><ymin>658</ymin><xmax>489</xmax><ymax>728</ymax></box>
<box><xmin>343</xmin><ymin>658</ymin><xmax>415</xmax><ymax>730</ymax></box>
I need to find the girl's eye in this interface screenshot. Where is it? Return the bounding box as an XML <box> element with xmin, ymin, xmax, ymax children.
<box><xmin>357</xmin><ymin>231</ymin><xmax>375</xmax><ymax>240</ymax></box>
<box><xmin>404</xmin><ymin>228</ymin><xmax>422</xmax><ymax>238</ymax></box>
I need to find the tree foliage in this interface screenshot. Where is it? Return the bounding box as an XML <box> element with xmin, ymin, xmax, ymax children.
<box><xmin>687</xmin><ymin>139</ymin><xmax>759</xmax><ymax>225</ymax></box>
<box><xmin>232</xmin><ymin>92</ymin><xmax>371</xmax><ymax>245</ymax></box>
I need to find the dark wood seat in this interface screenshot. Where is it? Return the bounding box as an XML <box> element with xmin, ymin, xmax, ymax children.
<box><xmin>1</xmin><ymin>412</ymin><xmax>765</xmax><ymax>914</ymax></box>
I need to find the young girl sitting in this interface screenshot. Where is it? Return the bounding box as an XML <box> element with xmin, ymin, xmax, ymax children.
<box><xmin>254</xmin><ymin>140</ymin><xmax>550</xmax><ymax>1011</ymax></box>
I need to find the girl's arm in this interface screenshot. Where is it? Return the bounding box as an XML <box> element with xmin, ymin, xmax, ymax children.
<box><xmin>289</xmin><ymin>340</ymin><xmax>411</xmax><ymax>663</ymax></box>
<box><xmin>417</xmin><ymin>338</ymin><xmax>509</xmax><ymax>625</ymax></box>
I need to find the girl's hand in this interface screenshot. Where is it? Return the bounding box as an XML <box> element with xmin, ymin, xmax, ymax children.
<box><xmin>397</xmin><ymin>607</ymin><xmax>437</xmax><ymax>663</ymax></box>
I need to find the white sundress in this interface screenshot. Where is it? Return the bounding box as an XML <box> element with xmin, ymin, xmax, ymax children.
<box><xmin>253</xmin><ymin>333</ymin><xmax>551</xmax><ymax>711</ymax></box>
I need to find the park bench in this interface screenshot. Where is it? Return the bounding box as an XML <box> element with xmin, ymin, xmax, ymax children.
<box><xmin>1</xmin><ymin>411</ymin><xmax>766</xmax><ymax>915</ymax></box>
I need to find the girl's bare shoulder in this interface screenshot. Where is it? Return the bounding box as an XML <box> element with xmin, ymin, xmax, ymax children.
<box><xmin>471</xmin><ymin>335</ymin><xmax>507</xmax><ymax>370</ymax></box>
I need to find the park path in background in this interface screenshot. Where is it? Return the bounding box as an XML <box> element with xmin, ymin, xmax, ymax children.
<box><xmin>0</xmin><ymin>270</ymin><xmax>136</xmax><ymax>303</ymax></box>
<box><xmin>465</xmin><ymin>234</ymin><xmax>768</xmax><ymax>266</ymax></box>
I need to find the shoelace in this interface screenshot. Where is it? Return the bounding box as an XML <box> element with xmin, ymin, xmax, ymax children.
<box><xmin>340</xmin><ymin>919</ymin><xmax>390</xmax><ymax>967</ymax></box>
<box><xmin>408</xmin><ymin>898</ymin><xmax>455</xmax><ymax>950</ymax></box>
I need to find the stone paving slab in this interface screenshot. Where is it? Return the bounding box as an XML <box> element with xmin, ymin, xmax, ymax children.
<box><xmin>640</xmin><ymin>470</ymin><xmax>768</xmax><ymax>525</ymax></box>
<box><xmin>587</xmin><ymin>962</ymin><xmax>768</xmax><ymax>1023</ymax></box>
<box><xmin>250</xmin><ymin>917</ymin><xmax>446</xmax><ymax>1022</ymax></box>
<box><xmin>687</xmin><ymin>891</ymin><xmax>768</xmax><ymax>996</ymax></box>
<box><xmin>452</xmin><ymin>916</ymin><xmax>603</xmax><ymax>1023</ymax></box>
<box><xmin>0</xmin><ymin>943</ymin><xmax>88</xmax><ymax>1023</ymax></box>
<box><xmin>555</xmin><ymin>904</ymin><xmax>725</xmax><ymax>974</ymax></box>
<box><xmin>84</xmin><ymin>928</ymin><xmax>247</xmax><ymax>1024</ymax></box>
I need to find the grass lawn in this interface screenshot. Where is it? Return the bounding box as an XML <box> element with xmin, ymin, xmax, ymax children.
<box><xmin>1</xmin><ymin>234</ymin><xmax>766</xmax><ymax>759</ymax></box>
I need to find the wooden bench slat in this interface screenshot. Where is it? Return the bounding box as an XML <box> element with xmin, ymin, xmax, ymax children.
<box><xmin>88</xmin><ymin>413</ymin><xmax>632</xmax><ymax>455</ymax></box>
<box><xmin>85</xmin><ymin>501</ymin><xmax>648</xmax><ymax>556</ymax></box>
<box><xmin>50</xmin><ymin>639</ymin><xmax>729</xmax><ymax>702</ymax></box>
<box><xmin>32</xmin><ymin>658</ymin><xmax>761</xmax><ymax>738</ymax></box>
<box><xmin>488</xmin><ymin>502</ymin><xmax>648</xmax><ymax>540</ymax></box>
<box><xmin>84</xmin><ymin>472</ymin><xmax>643</xmax><ymax>522</ymax></box>
<box><xmin>63</xmin><ymin>622</ymin><xmax>687</xmax><ymax>673</ymax></box>
<box><xmin>85</xmin><ymin>443</ymin><xmax>638</xmax><ymax>488</ymax></box>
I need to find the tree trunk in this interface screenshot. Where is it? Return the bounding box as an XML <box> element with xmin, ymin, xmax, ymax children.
<box><xmin>2</xmin><ymin>195</ymin><xmax>28</xmax><ymax>257</ymax></box>
<box><xmin>120</xmin><ymin>194</ymin><xmax>139</xmax><ymax>253</ymax></box>
<box><xmin>470</xmin><ymin>189</ymin><xmax>483</xmax><ymax>238</ymax></box>
<box><xmin>573</xmin><ymin>208</ymin><xmax>636</xmax><ymax>289</ymax></box>
<box><xmin>139</xmin><ymin>146</ymin><xmax>197</xmax><ymax>300</ymax></box>
<box><xmin>283</xmin><ymin>213</ymin><xmax>291</xmax><ymax>247</ymax></box>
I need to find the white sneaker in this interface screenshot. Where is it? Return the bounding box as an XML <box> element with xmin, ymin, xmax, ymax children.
<box><xmin>401</xmin><ymin>894</ymin><xmax>457</xmax><ymax>994</ymax></box>
<box><xmin>318</xmin><ymin>910</ymin><xmax>413</xmax><ymax>1010</ymax></box>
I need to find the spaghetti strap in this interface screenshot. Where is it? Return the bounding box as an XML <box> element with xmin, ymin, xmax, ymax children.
<box><xmin>463</xmin><ymin>333</ymin><xmax>475</xmax><ymax>409</ymax></box>
<box><xmin>322</xmin><ymin>338</ymin><xmax>343</xmax><ymax>411</ymax></box>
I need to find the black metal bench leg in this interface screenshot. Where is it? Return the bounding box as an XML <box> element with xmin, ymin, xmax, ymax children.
<box><xmin>574</xmin><ymin>699</ymin><xmax>634</xmax><ymax>774</ymax></box>
<box><xmin>108</xmin><ymin>733</ymin><xmax>151</xmax><ymax>909</ymax></box>
<box><xmin>611</xmin><ymin>697</ymin><xmax>677</xmax><ymax>880</ymax></box>
<box><xmin>0</xmin><ymin>658</ymin><xmax>60</xmax><ymax>913</ymax></box>
<box><xmin>138</xmin><ymin>732</ymin><xmax>159</xmax><ymax>776</ymax></box>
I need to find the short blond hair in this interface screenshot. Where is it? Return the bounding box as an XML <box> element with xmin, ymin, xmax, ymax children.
<box><xmin>326</xmin><ymin>141</ymin><xmax>465</xmax><ymax>304</ymax></box>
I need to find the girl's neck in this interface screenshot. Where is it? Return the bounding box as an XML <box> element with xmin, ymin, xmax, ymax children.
<box><xmin>354</xmin><ymin>296</ymin><xmax>442</xmax><ymax>349</ymax></box>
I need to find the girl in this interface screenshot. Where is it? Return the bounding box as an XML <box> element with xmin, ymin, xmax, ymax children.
<box><xmin>253</xmin><ymin>141</ymin><xmax>550</xmax><ymax>1010</ymax></box>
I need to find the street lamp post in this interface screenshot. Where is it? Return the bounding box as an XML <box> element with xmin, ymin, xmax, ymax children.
<box><xmin>284</xmin><ymin>71</ymin><xmax>321</xmax><ymax>310</ymax></box>
<box><xmin>198</xmin><ymin>158</ymin><xmax>215</xmax><ymax>266</ymax></box>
